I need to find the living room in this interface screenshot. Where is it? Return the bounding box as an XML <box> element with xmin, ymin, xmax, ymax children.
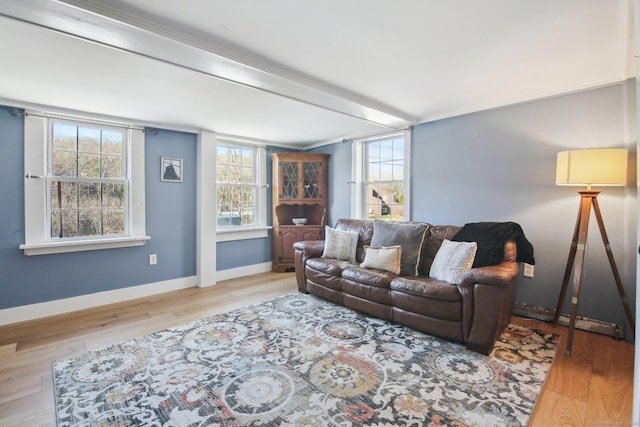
<box><xmin>0</xmin><ymin>1</ymin><xmax>638</xmax><ymax>425</ymax></box>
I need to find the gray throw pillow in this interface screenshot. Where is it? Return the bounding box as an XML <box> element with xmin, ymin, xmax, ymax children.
<box><xmin>322</xmin><ymin>226</ymin><xmax>358</xmax><ymax>263</ymax></box>
<box><xmin>370</xmin><ymin>220</ymin><xmax>428</xmax><ymax>275</ymax></box>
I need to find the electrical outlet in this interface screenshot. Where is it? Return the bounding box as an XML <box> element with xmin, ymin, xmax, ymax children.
<box><xmin>523</xmin><ymin>263</ymin><xmax>534</xmax><ymax>278</ymax></box>
<box><xmin>149</xmin><ymin>254</ymin><xmax>157</xmax><ymax>265</ymax></box>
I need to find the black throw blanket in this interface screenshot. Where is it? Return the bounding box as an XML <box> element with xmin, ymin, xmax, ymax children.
<box><xmin>451</xmin><ymin>222</ymin><xmax>535</xmax><ymax>268</ymax></box>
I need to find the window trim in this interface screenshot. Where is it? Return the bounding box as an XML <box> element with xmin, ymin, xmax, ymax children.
<box><xmin>215</xmin><ymin>138</ymin><xmax>269</xmax><ymax>242</ymax></box>
<box><xmin>351</xmin><ymin>130</ymin><xmax>412</xmax><ymax>221</ymax></box>
<box><xmin>216</xmin><ymin>226</ymin><xmax>270</xmax><ymax>242</ymax></box>
<box><xmin>19</xmin><ymin>111</ymin><xmax>148</xmax><ymax>256</ymax></box>
<box><xmin>19</xmin><ymin>236</ymin><xmax>150</xmax><ymax>256</ymax></box>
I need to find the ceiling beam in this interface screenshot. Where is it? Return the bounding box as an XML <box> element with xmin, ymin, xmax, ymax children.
<box><xmin>0</xmin><ymin>0</ymin><xmax>414</xmax><ymax>129</ymax></box>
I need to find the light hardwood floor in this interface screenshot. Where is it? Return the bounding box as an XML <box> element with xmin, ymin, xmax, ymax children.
<box><xmin>0</xmin><ymin>272</ymin><xmax>634</xmax><ymax>426</ymax></box>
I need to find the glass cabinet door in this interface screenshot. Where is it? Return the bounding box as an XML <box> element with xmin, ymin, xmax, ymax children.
<box><xmin>302</xmin><ymin>161</ymin><xmax>321</xmax><ymax>199</ymax></box>
<box><xmin>280</xmin><ymin>162</ymin><xmax>299</xmax><ymax>199</ymax></box>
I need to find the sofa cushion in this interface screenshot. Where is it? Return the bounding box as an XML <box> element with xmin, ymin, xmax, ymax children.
<box><xmin>360</xmin><ymin>245</ymin><xmax>402</xmax><ymax>274</ymax></box>
<box><xmin>322</xmin><ymin>226</ymin><xmax>358</xmax><ymax>263</ymax></box>
<box><xmin>306</xmin><ymin>257</ymin><xmax>350</xmax><ymax>278</ymax></box>
<box><xmin>370</xmin><ymin>220</ymin><xmax>428</xmax><ymax>276</ymax></box>
<box><xmin>429</xmin><ymin>239</ymin><xmax>477</xmax><ymax>284</ymax></box>
<box><xmin>342</xmin><ymin>265</ymin><xmax>397</xmax><ymax>288</ymax></box>
<box><xmin>305</xmin><ymin>258</ymin><xmax>348</xmax><ymax>292</ymax></box>
<box><xmin>390</xmin><ymin>276</ymin><xmax>461</xmax><ymax>302</ymax></box>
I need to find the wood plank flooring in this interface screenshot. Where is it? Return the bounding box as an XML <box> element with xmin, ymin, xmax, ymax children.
<box><xmin>0</xmin><ymin>272</ymin><xmax>634</xmax><ymax>426</ymax></box>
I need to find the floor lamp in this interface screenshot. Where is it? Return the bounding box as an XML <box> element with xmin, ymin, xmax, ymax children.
<box><xmin>553</xmin><ymin>148</ymin><xmax>635</xmax><ymax>356</ymax></box>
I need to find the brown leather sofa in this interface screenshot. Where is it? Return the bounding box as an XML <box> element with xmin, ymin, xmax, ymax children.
<box><xmin>293</xmin><ymin>219</ymin><xmax>520</xmax><ymax>354</ymax></box>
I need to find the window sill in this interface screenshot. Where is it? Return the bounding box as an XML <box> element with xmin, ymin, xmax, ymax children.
<box><xmin>217</xmin><ymin>226</ymin><xmax>271</xmax><ymax>242</ymax></box>
<box><xmin>19</xmin><ymin>236</ymin><xmax>150</xmax><ymax>256</ymax></box>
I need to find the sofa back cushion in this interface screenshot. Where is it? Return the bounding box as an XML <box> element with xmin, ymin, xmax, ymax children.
<box><xmin>331</xmin><ymin>219</ymin><xmax>519</xmax><ymax>277</ymax></box>
<box><xmin>370</xmin><ymin>220</ymin><xmax>429</xmax><ymax>276</ymax></box>
<box><xmin>335</xmin><ymin>219</ymin><xmax>374</xmax><ymax>262</ymax></box>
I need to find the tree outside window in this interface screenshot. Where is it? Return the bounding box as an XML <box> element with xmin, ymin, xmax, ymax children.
<box><xmin>216</xmin><ymin>142</ymin><xmax>258</xmax><ymax>227</ymax></box>
<box><xmin>50</xmin><ymin>121</ymin><xmax>127</xmax><ymax>239</ymax></box>
<box><xmin>365</xmin><ymin>135</ymin><xmax>405</xmax><ymax>221</ymax></box>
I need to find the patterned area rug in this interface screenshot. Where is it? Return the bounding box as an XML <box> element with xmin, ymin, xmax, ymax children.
<box><xmin>53</xmin><ymin>293</ymin><xmax>559</xmax><ymax>426</ymax></box>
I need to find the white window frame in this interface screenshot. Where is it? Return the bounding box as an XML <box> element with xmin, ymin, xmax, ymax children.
<box><xmin>351</xmin><ymin>130</ymin><xmax>411</xmax><ymax>221</ymax></box>
<box><xmin>20</xmin><ymin>111</ymin><xmax>149</xmax><ymax>255</ymax></box>
<box><xmin>215</xmin><ymin>138</ymin><xmax>268</xmax><ymax>242</ymax></box>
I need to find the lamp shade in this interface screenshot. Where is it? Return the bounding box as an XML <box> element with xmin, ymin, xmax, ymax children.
<box><xmin>556</xmin><ymin>148</ymin><xmax>627</xmax><ymax>187</ymax></box>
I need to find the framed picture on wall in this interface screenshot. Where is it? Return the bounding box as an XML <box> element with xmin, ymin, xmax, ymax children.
<box><xmin>161</xmin><ymin>157</ymin><xmax>183</xmax><ymax>182</ymax></box>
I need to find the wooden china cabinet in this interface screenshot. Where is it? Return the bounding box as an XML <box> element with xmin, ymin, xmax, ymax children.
<box><xmin>271</xmin><ymin>152</ymin><xmax>329</xmax><ymax>272</ymax></box>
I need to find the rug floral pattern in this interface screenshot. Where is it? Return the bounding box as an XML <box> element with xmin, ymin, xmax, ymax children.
<box><xmin>53</xmin><ymin>293</ymin><xmax>559</xmax><ymax>426</ymax></box>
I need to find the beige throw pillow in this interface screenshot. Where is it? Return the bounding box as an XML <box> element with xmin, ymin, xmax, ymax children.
<box><xmin>360</xmin><ymin>245</ymin><xmax>402</xmax><ymax>274</ymax></box>
<box><xmin>429</xmin><ymin>239</ymin><xmax>478</xmax><ymax>283</ymax></box>
<box><xmin>321</xmin><ymin>226</ymin><xmax>359</xmax><ymax>263</ymax></box>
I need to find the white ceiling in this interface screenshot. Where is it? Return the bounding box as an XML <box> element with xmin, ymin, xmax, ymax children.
<box><xmin>0</xmin><ymin>0</ymin><xmax>634</xmax><ymax>147</ymax></box>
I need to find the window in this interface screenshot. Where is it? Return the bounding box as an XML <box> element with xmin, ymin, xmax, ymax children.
<box><xmin>49</xmin><ymin>121</ymin><xmax>127</xmax><ymax>238</ymax></box>
<box><xmin>352</xmin><ymin>131</ymin><xmax>411</xmax><ymax>221</ymax></box>
<box><xmin>216</xmin><ymin>139</ymin><xmax>267</xmax><ymax>241</ymax></box>
<box><xmin>21</xmin><ymin>112</ymin><xmax>148</xmax><ymax>255</ymax></box>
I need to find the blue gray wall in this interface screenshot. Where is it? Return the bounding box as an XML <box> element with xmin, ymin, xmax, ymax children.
<box><xmin>411</xmin><ymin>83</ymin><xmax>636</xmax><ymax>335</ymax></box>
<box><xmin>2</xmin><ymin>81</ymin><xmax>637</xmax><ymax>337</ymax></box>
<box><xmin>144</xmin><ymin>129</ymin><xmax>198</xmax><ymax>279</ymax></box>
<box><xmin>319</xmin><ymin>83</ymin><xmax>637</xmax><ymax>335</ymax></box>
<box><xmin>309</xmin><ymin>141</ymin><xmax>352</xmax><ymax>226</ymax></box>
<box><xmin>0</xmin><ymin>111</ymin><xmax>293</xmax><ymax>308</ymax></box>
<box><xmin>0</xmin><ymin>107</ymin><xmax>198</xmax><ymax>309</ymax></box>
<box><xmin>216</xmin><ymin>237</ymin><xmax>272</xmax><ymax>271</ymax></box>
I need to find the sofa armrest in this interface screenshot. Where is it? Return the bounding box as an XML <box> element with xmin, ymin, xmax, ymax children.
<box><xmin>293</xmin><ymin>240</ymin><xmax>326</xmax><ymax>292</ymax></box>
<box><xmin>293</xmin><ymin>240</ymin><xmax>325</xmax><ymax>258</ymax></box>
<box><xmin>457</xmin><ymin>261</ymin><xmax>519</xmax><ymax>289</ymax></box>
<box><xmin>457</xmin><ymin>261</ymin><xmax>519</xmax><ymax>354</ymax></box>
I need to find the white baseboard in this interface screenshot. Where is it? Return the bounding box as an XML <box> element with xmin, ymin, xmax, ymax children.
<box><xmin>0</xmin><ymin>276</ymin><xmax>198</xmax><ymax>326</ymax></box>
<box><xmin>0</xmin><ymin>262</ymin><xmax>275</xmax><ymax>326</ymax></box>
<box><xmin>214</xmin><ymin>262</ymin><xmax>272</xmax><ymax>282</ymax></box>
